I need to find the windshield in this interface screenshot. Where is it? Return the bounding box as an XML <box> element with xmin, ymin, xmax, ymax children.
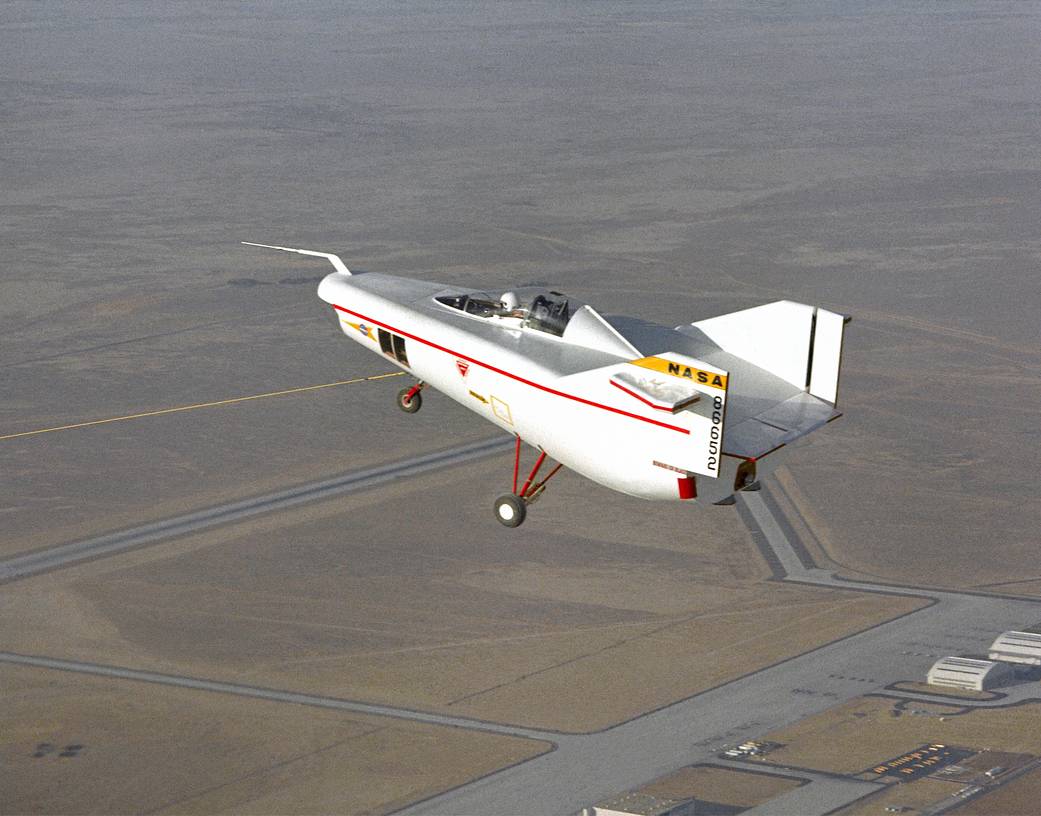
<box><xmin>435</xmin><ymin>293</ymin><xmax>505</xmax><ymax>318</ymax></box>
<box><xmin>435</xmin><ymin>289</ymin><xmax>576</xmax><ymax>337</ymax></box>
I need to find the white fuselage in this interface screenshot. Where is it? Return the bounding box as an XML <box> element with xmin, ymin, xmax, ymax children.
<box><xmin>245</xmin><ymin>238</ymin><xmax>843</xmax><ymax>512</ymax></box>
<box><xmin>317</xmin><ymin>272</ymin><xmax>733</xmax><ymax>502</ymax></box>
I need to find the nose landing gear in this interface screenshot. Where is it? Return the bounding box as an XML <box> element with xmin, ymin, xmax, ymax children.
<box><xmin>397</xmin><ymin>381</ymin><xmax>426</xmax><ymax>413</ymax></box>
<box><xmin>493</xmin><ymin>436</ymin><xmax>563</xmax><ymax>527</ymax></box>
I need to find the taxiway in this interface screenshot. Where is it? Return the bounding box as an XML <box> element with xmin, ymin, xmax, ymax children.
<box><xmin>3</xmin><ymin>457</ymin><xmax>1039</xmax><ymax>815</ymax></box>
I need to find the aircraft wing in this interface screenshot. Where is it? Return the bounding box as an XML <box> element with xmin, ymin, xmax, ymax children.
<box><xmin>721</xmin><ymin>390</ymin><xmax>839</xmax><ymax>460</ymax></box>
<box><xmin>605</xmin><ymin>299</ymin><xmax>849</xmax><ymax>464</ymax></box>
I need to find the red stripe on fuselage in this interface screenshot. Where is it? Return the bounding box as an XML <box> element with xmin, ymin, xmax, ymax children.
<box><xmin>332</xmin><ymin>303</ymin><xmax>690</xmax><ymax>435</ymax></box>
<box><xmin>609</xmin><ymin>378</ymin><xmax>676</xmax><ymax>412</ymax></box>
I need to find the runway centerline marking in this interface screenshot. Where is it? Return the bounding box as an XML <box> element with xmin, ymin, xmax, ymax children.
<box><xmin>0</xmin><ymin>372</ymin><xmax>406</xmax><ymax>442</ymax></box>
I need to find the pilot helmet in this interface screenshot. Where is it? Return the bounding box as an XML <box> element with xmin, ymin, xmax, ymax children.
<box><xmin>500</xmin><ymin>291</ymin><xmax>521</xmax><ymax>311</ymax></box>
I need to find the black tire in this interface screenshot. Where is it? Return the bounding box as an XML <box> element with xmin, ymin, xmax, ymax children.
<box><xmin>493</xmin><ymin>494</ymin><xmax>526</xmax><ymax>528</ymax></box>
<box><xmin>397</xmin><ymin>387</ymin><xmax>422</xmax><ymax>414</ymax></box>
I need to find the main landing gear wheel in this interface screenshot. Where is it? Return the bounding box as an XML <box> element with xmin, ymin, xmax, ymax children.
<box><xmin>493</xmin><ymin>437</ymin><xmax>565</xmax><ymax>528</ymax></box>
<box><xmin>397</xmin><ymin>387</ymin><xmax>422</xmax><ymax>413</ymax></box>
<box><xmin>494</xmin><ymin>494</ymin><xmax>526</xmax><ymax>528</ymax></box>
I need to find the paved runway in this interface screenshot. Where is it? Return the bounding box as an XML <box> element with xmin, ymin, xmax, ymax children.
<box><xmin>740</xmin><ymin>775</ymin><xmax>878</xmax><ymax>816</ymax></box>
<box><xmin>5</xmin><ymin>466</ymin><xmax>1039</xmax><ymax>815</ymax></box>
<box><xmin>394</xmin><ymin>488</ymin><xmax>1041</xmax><ymax>815</ymax></box>
<box><xmin>4</xmin><ymin>4</ymin><xmax>1038</xmax><ymax>813</ymax></box>
<box><xmin>0</xmin><ymin>436</ymin><xmax>512</xmax><ymax>584</ymax></box>
<box><xmin>0</xmin><ymin>651</ymin><xmax>554</xmax><ymax>743</ymax></box>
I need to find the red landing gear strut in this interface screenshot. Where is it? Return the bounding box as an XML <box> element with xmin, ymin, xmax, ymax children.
<box><xmin>493</xmin><ymin>436</ymin><xmax>563</xmax><ymax>528</ymax></box>
<box><xmin>397</xmin><ymin>381</ymin><xmax>426</xmax><ymax>414</ymax></box>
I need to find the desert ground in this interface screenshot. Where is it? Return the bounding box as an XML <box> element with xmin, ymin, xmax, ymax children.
<box><xmin>755</xmin><ymin>695</ymin><xmax>1041</xmax><ymax>775</ymax></box>
<box><xmin>4</xmin><ymin>2</ymin><xmax>1040</xmax><ymax>813</ymax></box>
<box><xmin>4</xmin><ymin>3</ymin><xmax>1039</xmax><ymax>590</ymax></box>
<box><xmin>952</xmin><ymin>766</ymin><xmax>1041</xmax><ymax>816</ymax></box>
<box><xmin>1</xmin><ymin>664</ymin><xmax>546</xmax><ymax>815</ymax></box>
<box><xmin>0</xmin><ymin>454</ymin><xmax>924</xmax><ymax>733</ymax></box>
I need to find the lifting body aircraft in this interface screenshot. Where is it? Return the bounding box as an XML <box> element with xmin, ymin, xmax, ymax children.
<box><xmin>245</xmin><ymin>242</ymin><xmax>849</xmax><ymax>527</ymax></box>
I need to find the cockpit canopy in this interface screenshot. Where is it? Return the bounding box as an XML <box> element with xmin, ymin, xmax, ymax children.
<box><xmin>435</xmin><ymin>288</ymin><xmax>580</xmax><ymax>337</ymax></box>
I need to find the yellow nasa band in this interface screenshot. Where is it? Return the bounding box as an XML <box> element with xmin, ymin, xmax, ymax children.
<box><xmin>628</xmin><ymin>356</ymin><xmax>728</xmax><ymax>391</ymax></box>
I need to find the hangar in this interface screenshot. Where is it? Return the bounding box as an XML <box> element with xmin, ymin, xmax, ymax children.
<box><xmin>583</xmin><ymin>791</ymin><xmax>695</xmax><ymax>816</ymax></box>
<box><xmin>927</xmin><ymin>657</ymin><xmax>1012</xmax><ymax>691</ymax></box>
<box><xmin>988</xmin><ymin>631</ymin><xmax>1041</xmax><ymax>666</ymax></box>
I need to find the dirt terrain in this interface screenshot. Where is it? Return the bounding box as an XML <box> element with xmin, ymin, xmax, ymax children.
<box><xmin>0</xmin><ymin>664</ymin><xmax>546</xmax><ymax>815</ymax></box>
<box><xmin>4</xmin><ymin>2</ymin><xmax>1039</xmax><ymax>812</ymax></box>
<box><xmin>0</xmin><ymin>454</ymin><xmax>922</xmax><ymax>733</ymax></box>
<box><xmin>755</xmin><ymin>696</ymin><xmax>1041</xmax><ymax>775</ymax></box>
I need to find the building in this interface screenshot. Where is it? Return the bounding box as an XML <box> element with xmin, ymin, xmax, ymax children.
<box><xmin>927</xmin><ymin>657</ymin><xmax>1012</xmax><ymax>691</ymax></box>
<box><xmin>581</xmin><ymin>792</ymin><xmax>696</xmax><ymax>816</ymax></box>
<box><xmin>988</xmin><ymin>631</ymin><xmax>1041</xmax><ymax>666</ymax></box>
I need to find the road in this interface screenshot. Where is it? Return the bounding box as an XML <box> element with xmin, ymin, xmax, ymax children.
<box><xmin>3</xmin><ymin>453</ymin><xmax>1040</xmax><ymax>815</ymax></box>
<box><xmin>0</xmin><ymin>436</ymin><xmax>512</xmax><ymax>584</ymax></box>
<box><xmin>0</xmin><ymin>651</ymin><xmax>555</xmax><ymax>743</ymax></box>
<box><xmin>395</xmin><ymin>489</ymin><xmax>1041</xmax><ymax>815</ymax></box>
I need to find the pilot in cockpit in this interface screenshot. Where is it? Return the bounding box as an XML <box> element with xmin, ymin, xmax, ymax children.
<box><xmin>494</xmin><ymin>290</ymin><xmax>570</xmax><ymax>336</ymax></box>
<box><xmin>500</xmin><ymin>291</ymin><xmax>522</xmax><ymax>313</ymax></box>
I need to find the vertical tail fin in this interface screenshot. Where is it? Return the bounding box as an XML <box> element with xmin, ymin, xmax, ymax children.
<box><xmin>806</xmin><ymin>308</ymin><xmax>847</xmax><ymax>404</ymax></box>
<box><xmin>684</xmin><ymin>300</ymin><xmax>848</xmax><ymax>406</ymax></box>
